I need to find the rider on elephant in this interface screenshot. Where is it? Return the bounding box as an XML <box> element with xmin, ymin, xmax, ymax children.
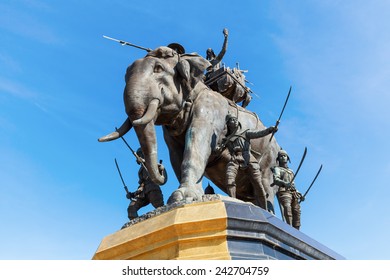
<box><xmin>271</xmin><ymin>149</ymin><xmax>304</xmax><ymax>230</ymax></box>
<box><xmin>217</xmin><ymin>114</ymin><xmax>277</xmax><ymax>210</ymax></box>
<box><xmin>204</xmin><ymin>28</ymin><xmax>252</xmax><ymax>109</ymax></box>
<box><xmin>126</xmin><ymin>148</ymin><xmax>166</xmax><ymax>220</ymax></box>
<box><xmin>206</xmin><ymin>28</ymin><xmax>228</xmax><ymax>77</ymax></box>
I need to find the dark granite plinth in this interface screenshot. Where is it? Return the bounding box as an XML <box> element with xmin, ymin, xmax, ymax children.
<box><xmin>223</xmin><ymin>199</ymin><xmax>344</xmax><ymax>260</ymax></box>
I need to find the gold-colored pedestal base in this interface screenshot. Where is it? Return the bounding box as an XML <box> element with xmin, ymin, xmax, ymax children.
<box><xmin>93</xmin><ymin>200</ymin><xmax>230</xmax><ymax>260</ymax></box>
<box><xmin>92</xmin><ymin>197</ymin><xmax>344</xmax><ymax>260</ymax></box>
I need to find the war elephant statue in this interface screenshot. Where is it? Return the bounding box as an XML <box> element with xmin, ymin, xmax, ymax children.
<box><xmin>99</xmin><ymin>46</ymin><xmax>280</xmax><ymax>212</ymax></box>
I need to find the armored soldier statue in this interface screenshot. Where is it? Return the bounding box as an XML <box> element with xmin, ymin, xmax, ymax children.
<box><xmin>126</xmin><ymin>148</ymin><xmax>166</xmax><ymax>220</ymax></box>
<box><xmin>271</xmin><ymin>150</ymin><xmax>304</xmax><ymax>230</ymax></box>
<box><xmin>217</xmin><ymin>114</ymin><xmax>277</xmax><ymax>210</ymax></box>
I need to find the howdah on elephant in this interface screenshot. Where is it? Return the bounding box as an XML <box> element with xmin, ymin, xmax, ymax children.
<box><xmin>98</xmin><ymin>46</ymin><xmax>281</xmax><ymax>211</ymax></box>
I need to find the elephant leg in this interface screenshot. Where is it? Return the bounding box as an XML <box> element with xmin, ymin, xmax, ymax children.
<box><xmin>168</xmin><ymin>123</ymin><xmax>213</xmax><ymax>203</ymax></box>
<box><xmin>163</xmin><ymin>127</ymin><xmax>184</xmax><ymax>181</ymax></box>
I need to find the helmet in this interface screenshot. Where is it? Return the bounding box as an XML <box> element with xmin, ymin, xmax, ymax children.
<box><xmin>225</xmin><ymin>112</ymin><xmax>241</xmax><ymax>131</ymax></box>
<box><xmin>167</xmin><ymin>43</ymin><xmax>185</xmax><ymax>54</ymax></box>
<box><xmin>225</xmin><ymin>112</ymin><xmax>237</xmax><ymax>122</ymax></box>
<box><xmin>277</xmin><ymin>149</ymin><xmax>290</xmax><ymax>162</ymax></box>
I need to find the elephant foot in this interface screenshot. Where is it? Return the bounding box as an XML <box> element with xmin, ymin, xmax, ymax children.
<box><xmin>167</xmin><ymin>187</ymin><xmax>203</xmax><ymax>204</ymax></box>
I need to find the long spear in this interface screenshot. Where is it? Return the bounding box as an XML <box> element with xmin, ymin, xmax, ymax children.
<box><xmin>114</xmin><ymin>127</ymin><xmax>148</xmax><ymax>172</ymax></box>
<box><xmin>103</xmin><ymin>35</ymin><xmax>152</xmax><ymax>52</ymax></box>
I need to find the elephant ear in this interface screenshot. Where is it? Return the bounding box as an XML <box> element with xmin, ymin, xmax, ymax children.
<box><xmin>177</xmin><ymin>59</ymin><xmax>191</xmax><ymax>81</ymax></box>
<box><xmin>180</xmin><ymin>53</ymin><xmax>211</xmax><ymax>80</ymax></box>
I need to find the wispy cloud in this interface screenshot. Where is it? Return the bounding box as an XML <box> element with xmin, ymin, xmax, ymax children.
<box><xmin>0</xmin><ymin>53</ymin><xmax>22</xmax><ymax>73</ymax></box>
<box><xmin>0</xmin><ymin>77</ymin><xmax>38</xmax><ymax>100</ymax></box>
<box><xmin>270</xmin><ymin>2</ymin><xmax>390</xmax><ymax>130</ymax></box>
<box><xmin>0</xmin><ymin>77</ymin><xmax>71</xmax><ymax>126</ymax></box>
<box><xmin>0</xmin><ymin>2</ymin><xmax>62</xmax><ymax>45</ymax></box>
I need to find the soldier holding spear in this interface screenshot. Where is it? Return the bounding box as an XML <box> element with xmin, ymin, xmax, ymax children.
<box><xmin>115</xmin><ymin>134</ymin><xmax>167</xmax><ymax>220</ymax></box>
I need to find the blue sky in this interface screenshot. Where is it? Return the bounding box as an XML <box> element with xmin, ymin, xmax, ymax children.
<box><xmin>1</xmin><ymin>0</ymin><xmax>389</xmax><ymax>260</ymax></box>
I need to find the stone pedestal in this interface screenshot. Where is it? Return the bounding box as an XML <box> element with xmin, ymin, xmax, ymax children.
<box><xmin>92</xmin><ymin>196</ymin><xmax>344</xmax><ymax>260</ymax></box>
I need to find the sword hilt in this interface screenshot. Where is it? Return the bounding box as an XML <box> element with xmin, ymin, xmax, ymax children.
<box><xmin>269</xmin><ymin>120</ymin><xmax>280</xmax><ymax>142</ymax></box>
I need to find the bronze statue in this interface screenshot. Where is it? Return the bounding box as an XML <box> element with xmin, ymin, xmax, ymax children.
<box><xmin>271</xmin><ymin>150</ymin><xmax>304</xmax><ymax>229</ymax></box>
<box><xmin>217</xmin><ymin>114</ymin><xmax>277</xmax><ymax>210</ymax></box>
<box><xmin>98</xmin><ymin>45</ymin><xmax>280</xmax><ymax>211</ymax></box>
<box><xmin>206</xmin><ymin>28</ymin><xmax>229</xmax><ymax>75</ymax></box>
<box><xmin>126</xmin><ymin>148</ymin><xmax>166</xmax><ymax>220</ymax></box>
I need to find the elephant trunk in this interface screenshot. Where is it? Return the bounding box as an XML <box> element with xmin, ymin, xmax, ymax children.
<box><xmin>122</xmin><ymin>64</ymin><xmax>165</xmax><ymax>185</ymax></box>
<box><xmin>134</xmin><ymin>121</ymin><xmax>166</xmax><ymax>185</ymax></box>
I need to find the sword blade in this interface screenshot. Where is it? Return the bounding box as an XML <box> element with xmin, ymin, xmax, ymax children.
<box><xmin>278</xmin><ymin>85</ymin><xmax>292</xmax><ymax>122</ymax></box>
<box><xmin>114</xmin><ymin>158</ymin><xmax>129</xmax><ymax>193</ymax></box>
<box><xmin>269</xmin><ymin>86</ymin><xmax>292</xmax><ymax>142</ymax></box>
<box><xmin>302</xmin><ymin>164</ymin><xmax>323</xmax><ymax>199</ymax></box>
<box><xmin>289</xmin><ymin>146</ymin><xmax>307</xmax><ymax>184</ymax></box>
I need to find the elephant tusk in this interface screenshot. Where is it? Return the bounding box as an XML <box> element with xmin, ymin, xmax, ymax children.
<box><xmin>98</xmin><ymin>118</ymin><xmax>132</xmax><ymax>142</ymax></box>
<box><xmin>132</xmin><ymin>99</ymin><xmax>160</xmax><ymax>126</ymax></box>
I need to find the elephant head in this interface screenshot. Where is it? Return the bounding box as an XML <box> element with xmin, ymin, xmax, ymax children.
<box><xmin>99</xmin><ymin>47</ymin><xmax>210</xmax><ymax>186</ymax></box>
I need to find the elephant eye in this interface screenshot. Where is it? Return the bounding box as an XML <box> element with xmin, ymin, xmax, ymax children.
<box><xmin>154</xmin><ymin>63</ymin><xmax>164</xmax><ymax>73</ymax></box>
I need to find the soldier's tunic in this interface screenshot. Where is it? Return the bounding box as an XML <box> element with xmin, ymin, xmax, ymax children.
<box><xmin>127</xmin><ymin>164</ymin><xmax>164</xmax><ymax>220</ymax></box>
<box><xmin>223</xmin><ymin>127</ymin><xmax>274</xmax><ymax>210</ymax></box>
<box><xmin>271</xmin><ymin>166</ymin><xmax>301</xmax><ymax>229</ymax></box>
